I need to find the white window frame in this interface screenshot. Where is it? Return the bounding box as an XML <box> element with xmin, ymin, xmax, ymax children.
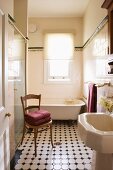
<box><xmin>44</xmin><ymin>32</ymin><xmax>74</xmax><ymax>84</ymax></box>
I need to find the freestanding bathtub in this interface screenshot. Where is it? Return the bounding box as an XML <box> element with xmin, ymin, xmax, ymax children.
<box><xmin>41</xmin><ymin>99</ymin><xmax>85</xmax><ymax>120</ymax></box>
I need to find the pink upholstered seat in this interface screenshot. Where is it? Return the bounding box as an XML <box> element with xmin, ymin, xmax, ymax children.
<box><xmin>25</xmin><ymin>110</ymin><xmax>51</xmax><ymax>125</ymax></box>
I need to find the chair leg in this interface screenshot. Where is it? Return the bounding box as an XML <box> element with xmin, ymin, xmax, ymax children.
<box><xmin>50</xmin><ymin>123</ymin><xmax>54</xmax><ymax>147</ymax></box>
<box><xmin>34</xmin><ymin>128</ymin><xmax>37</xmax><ymax>157</ymax></box>
<box><xmin>21</xmin><ymin>124</ymin><xmax>26</xmax><ymax>145</ymax></box>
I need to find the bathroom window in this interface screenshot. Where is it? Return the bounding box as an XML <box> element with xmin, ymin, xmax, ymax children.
<box><xmin>8</xmin><ymin>60</ymin><xmax>21</xmax><ymax>80</ymax></box>
<box><xmin>44</xmin><ymin>33</ymin><xmax>74</xmax><ymax>83</ymax></box>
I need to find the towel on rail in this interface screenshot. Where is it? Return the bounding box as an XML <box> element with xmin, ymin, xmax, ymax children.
<box><xmin>87</xmin><ymin>83</ymin><xmax>97</xmax><ymax>112</ymax></box>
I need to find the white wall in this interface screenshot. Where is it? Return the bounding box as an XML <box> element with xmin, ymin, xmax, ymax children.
<box><xmin>0</xmin><ymin>0</ymin><xmax>13</xmax><ymax>15</ymax></box>
<box><xmin>83</xmin><ymin>24</ymin><xmax>109</xmax><ymax>99</ymax></box>
<box><xmin>82</xmin><ymin>0</ymin><xmax>113</xmax><ymax>110</ymax></box>
<box><xmin>27</xmin><ymin>17</ymin><xmax>83</xmax><ymax>102</ymax></box>
<box><xmin>28</xmin><ymin>50</ymin><xmax>83</xmax><ymax>103</ymax></box>
<box><xmin>14</xmin><ymin>0</ymin><xmax>28</xmax><ymax>37</ymax></box>
<box><xmin>28</xmin><ymin>1</ymin><xmax>109</xmax><ymax>104</ymax></box>
<box><xmin>83</xmin><ymin>0</ymin><xmax>107</xmax><ymax>43</ymax></box>
<box><xmin>28</xmin><ymin>17</ymin><xmax>83</xmax><ymax>47</ymax></box>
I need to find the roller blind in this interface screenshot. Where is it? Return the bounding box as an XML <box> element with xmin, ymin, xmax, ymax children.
<box><xmin>44</xmin><ymin>33</ymin><xmax>74</xmax><ymax>60</ymax></box>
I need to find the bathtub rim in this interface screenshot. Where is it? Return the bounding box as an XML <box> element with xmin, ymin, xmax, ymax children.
<box><xmin>41</xmin><ymin>99</ymin><xmax>85</xmax><ymax>107</ymax></box>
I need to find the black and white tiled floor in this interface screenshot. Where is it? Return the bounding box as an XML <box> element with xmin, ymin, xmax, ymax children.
<box><xmin>13</xmin><ymin>120</ymin><xmax>93</xmax><ymax>170</ymax></box>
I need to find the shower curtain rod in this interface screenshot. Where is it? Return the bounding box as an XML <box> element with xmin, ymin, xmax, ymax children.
<box><xmin>8</xmin><ymin>14</ymin><xmax>29</xmax><ymax>41</ymax></box>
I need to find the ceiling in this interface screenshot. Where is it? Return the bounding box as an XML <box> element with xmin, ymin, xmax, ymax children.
<box><xmin>28</xmin><ymin>0</ymin><xmax>90</xmax><ymax>18</ymax></box>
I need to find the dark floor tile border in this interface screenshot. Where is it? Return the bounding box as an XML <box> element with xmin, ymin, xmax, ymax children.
<box><xmin>10</xmin><ymin>149</ymin><xmax>22</xmax><ymax>170</ymax></box>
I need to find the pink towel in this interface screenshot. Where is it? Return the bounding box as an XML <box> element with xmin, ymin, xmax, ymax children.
<box><xmin>87</xmin><ymin>83</ymin><xmax>97</xmax><ymax>112</ymax></box>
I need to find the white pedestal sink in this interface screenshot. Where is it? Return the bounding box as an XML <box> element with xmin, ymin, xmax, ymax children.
<box><xmin>78</xmin><ymin>112</ymin><xmax>113</xmax><ymax>170</ymax></box>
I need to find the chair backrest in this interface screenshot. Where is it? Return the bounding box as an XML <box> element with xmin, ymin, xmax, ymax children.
<box><xmin>21</xmin><ymin>94</ymin><xmax>41</xmax><ymax>116</ymax></box>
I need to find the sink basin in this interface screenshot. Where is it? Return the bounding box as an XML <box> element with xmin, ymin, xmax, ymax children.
<box><xmin>78</xmin><ymin>112</ymin><xmax>113</xmax><ymax>170</ymax></box>
<box><xmin>78</xmin><ymin>112</ymin><xmax>113</xmax><ymax>153</ymax></box>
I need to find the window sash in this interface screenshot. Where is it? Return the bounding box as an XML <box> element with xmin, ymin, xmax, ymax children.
<box><xmin>44</xmin><ymin>60</ymin><xmax>73</xmax><ymax>83</ymax></box>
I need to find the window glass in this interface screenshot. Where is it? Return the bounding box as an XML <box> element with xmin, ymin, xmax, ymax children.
<box><xmin>49</xmin><ymin>60</ymin><xmax>69</xmax><ymax>77</ymax></box>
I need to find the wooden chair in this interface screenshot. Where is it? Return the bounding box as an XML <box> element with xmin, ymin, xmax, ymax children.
<box><xmin>20</xmin><ymin>94</ymin><xmax>54</xmax><ymax>156</ymax></box>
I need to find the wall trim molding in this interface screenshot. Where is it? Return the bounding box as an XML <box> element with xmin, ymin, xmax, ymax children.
<box><xmin>28</xmin><ymin>47</ymin><xmax>44</xmax><ymax>51</ymax></box>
